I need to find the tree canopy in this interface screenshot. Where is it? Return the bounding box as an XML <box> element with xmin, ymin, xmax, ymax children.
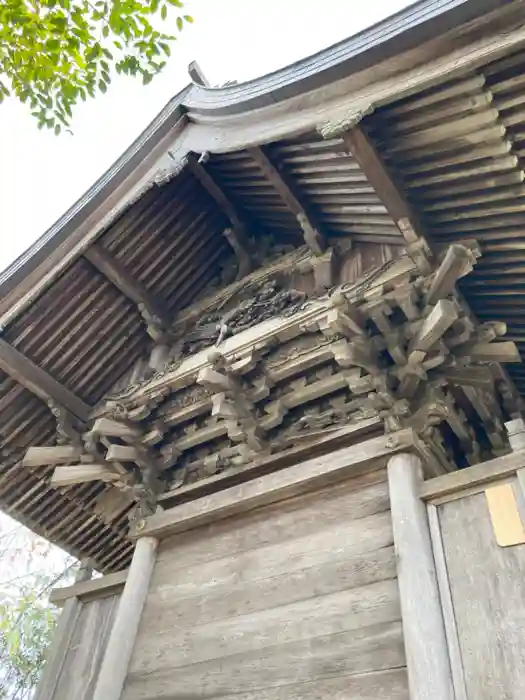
<box><xmin>0</xmin><ymin>0</ymin><xmax>193</xmax><ymax>132</ymax></box>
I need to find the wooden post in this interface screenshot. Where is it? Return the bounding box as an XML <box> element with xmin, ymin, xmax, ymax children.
<box><xmin>387</xmin><ymin>453</ymin><xmax>454</xmax><ymax>700</ymax></box>
<box><xmin>92</xmin><ymin>536</ymin><xmax>158</xmax><ymax>700</ymax></box>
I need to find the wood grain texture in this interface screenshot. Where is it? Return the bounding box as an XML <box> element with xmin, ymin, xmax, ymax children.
<box><xmin>123</xmin><ymin>473</ymin><xmax>408</xmax><ymax>700</ymax></box>
<box><xmin>420</xmin><ymin>450</ymin><xmax>525</xmax><ymax>501</ymax></box>
<box><xmin>126</xmin><ymin>667</ymin><xmax>409</xmax><ymax>700</ymax></box>
<box><xmin>46</xmin><ymin>595</ymin><xmax>119</xmax><ymax>700</ymax></box>
<box><xmin>440</xmin><ymin>492</ymin><xmax>525</xmax><ymax>699</ymax></box>
<box><xmin>427</xmin><ymin>504</ymin><xmax>468</xmax><ymax>700</ymax></box>
<box><xmin>388</xmin><ymin>453</ymin><xmax>454</xmax><ymax>700</ymax></box>
<box><xmin>50</xmin><ymin>570</ymin><xmax>127</xmax><ymax>606</ymax></box>
<box><xmin>34</xmin><ymin>597</ymin><xmax>82</xmax><ymax>700</ymax></box>
<box><xmin>137</xmin><ymin>430</ymin><xmax>418</xmax><ymax>539</ymax></box>
<box><xmin>156</xmin><ymin>471</ymin><xmax>389</xmax><ymax>568</ymax></box>
<box><xmin>125</xmin><ymin>625</ymin><xmax>406</xmax><ymax>700</ymax></box>
<box><xmin>93</xmin><ymin>537</ymin><xmax>158</xmax><ymax>700</ymax></box>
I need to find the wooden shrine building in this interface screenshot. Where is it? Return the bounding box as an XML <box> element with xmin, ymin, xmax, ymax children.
<box><xmin>3</xmin><ymin>0</ymin><xmax>525</xmax><ymax>698</ymax></box>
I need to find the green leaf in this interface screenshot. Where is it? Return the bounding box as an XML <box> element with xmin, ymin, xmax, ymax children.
<box><xmin>98</xmin><ymin>79</ymin><xmax>107</xmax><ymax>93</ymax></box>
<box><xmin>160</xmin><ymin>5</ymin><xmax>167</xmax><ymax>20</ymax></box>
<box><xmin>184</xmin><ymin>14</ymin><xmax>193</xmax><ymax>23</ymax></box>
<box><xmin>176</xmin><ymin>16</ymin><xmax>183</xmax><ymax>31</ymax></box>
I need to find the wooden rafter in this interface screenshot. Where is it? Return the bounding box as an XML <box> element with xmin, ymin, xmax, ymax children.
<box><xmin>0</xmin><ymin>338</ymin><xmax>90</xmax><ymax>421</ymax></box>
<box><xmin>248</xmin><ymin>146</ymin><xmax>327</xmax><ymax>255</ymax></box>
<box><xmin>84</xmin><ymin>243</ymin><xmax>170</xmax><ymax>340</ymax></box>
<box><xmin>342</xmin><ymin>124</ymin><xmax>433</xmax><ymax>271</ymax></box>
<box><xmin>186</xmin><ymin>152</ymin><xmax>253</xmax><ymax>277</ymax></box>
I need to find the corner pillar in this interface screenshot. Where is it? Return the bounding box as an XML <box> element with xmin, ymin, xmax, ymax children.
<box><xmin>92</xmin><ymin>535</ymin><xmax>158</xmax><ymax>700</ymax></box>
<box><xmin>387</xmin><ymin>452</ymin><xmax>454</xmax><ymax>700</ymax></box>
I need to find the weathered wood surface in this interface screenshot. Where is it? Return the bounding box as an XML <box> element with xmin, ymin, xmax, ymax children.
<box><xmin>93</xmin><ymin>537</ymin><xmax>158</xmax><ymax>700</ymax></box>
<box><xmin>420</xmin><ymin>450</ymin><xmax>525</xmax><ymax>501</ymax></box>
<box><xmin>439</xmin><ymin>492</ymin><xmax>525</xmax><ymax>699</ymax></box>
<box><xmin>36</xmin><ymin>594</ymin><xmax>119</xmax><ymax>700</ymax></box>
<box><xmin>123</xmin><ymin>474</ymin><xmax>408</xmax><ymax>700</ymax></box>
<box><xmin>388</xmin><ymin>453</ymin><xmax>454</xmax><ymax>700</ymax></box>
<box><xmin>135</xmin><ymin>429</ymin><xmax>419</xmax><ymax>539</ymax></box>
<box><xmin>50</xmin><ymin>570</ymin><xmax>127</xmax><ymax>607</ymax></box>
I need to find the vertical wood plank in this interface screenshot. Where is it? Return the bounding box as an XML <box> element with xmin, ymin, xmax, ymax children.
<box><xmin>440</xmin><ymin>492</ymin><xmax>525</xmax><ymax>698</ymax></box>
<box><xmin>92</xmin><ymin>536</ymin><xmax>158</xmax><ymax>700</ymax></box>
<box><xmin>387</xmin><ymin>452</ymin><xmax>454</xmax><ymax>700</ymax></box>
<box><xmin>427</xmin><ymin>504</ymin><xmax>468</xmax><ymax>700</ymax></box>
<box><xmin>33</xmin><ymin>597</ymin><xmax>82</xmax><ymax>700</ymax></box>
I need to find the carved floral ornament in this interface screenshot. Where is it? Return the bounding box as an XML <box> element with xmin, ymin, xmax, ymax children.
<box><xmin>22</xmin><ymin>243</ymin><xmax>523</xmax><ymax>524</ymax></box>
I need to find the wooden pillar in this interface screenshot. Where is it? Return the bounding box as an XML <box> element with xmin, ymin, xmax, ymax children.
<box><xmin>92</xmin><ymin>536</ymin><xmax>158</xmax><ymax>700</ymax></box>
<box><xmin>387</xmin><ymin>453</ymin><xmax>454</xmax><ymax>700</ymax></box>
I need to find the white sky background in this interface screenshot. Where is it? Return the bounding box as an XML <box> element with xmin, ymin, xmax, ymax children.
<box><xmin>0</xmin><ymin>0</ymin><xmax>413</xmax><ymax>579</ymax></box>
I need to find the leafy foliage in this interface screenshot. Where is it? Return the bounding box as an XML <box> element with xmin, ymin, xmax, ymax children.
<box><xmin>0</xmin><ymin>517</ymin><xmax>77</xmax><ymax>699</ymax></box>
<box><xmin>0</xmin><ymin>0</ymin><xmax>193</xmax><ymax>132</ymax></box>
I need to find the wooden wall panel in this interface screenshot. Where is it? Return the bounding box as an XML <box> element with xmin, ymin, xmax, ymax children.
<box><xmin>37</xmin><ymin>594</ymin><xmax>120</xmax><ymax>700</ymax></box>
<box><xmin>123</xmin><ymin>471</ymin><xmax>408</xmax><ymax>700</ymax></box>
<box><xmin>439</xmin><ymin>493</ymin><xmax>525</xmax><ymax>699</ymax></box>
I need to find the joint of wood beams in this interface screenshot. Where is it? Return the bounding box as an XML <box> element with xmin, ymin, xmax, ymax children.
<box><xmin>85</xmin><ymin>243</ymin><xmax>171</xmax><ymax>342</ymax></box>
<box><xmin>337</xmin><ymin>123</ymin><xmax>434</xmax><ymax>273</ymax></box>
<box><xmin>223</xmin><ymin>226</ymin><xmax>253</xmax><ymax>279</ymax></box>
<box><xmin>198</xmin><ymin>351</ymin><xmax>268</xmax><ymax>455</ymax></box>
<box><xmin>186</xmin><ymin>152</ymin><xmax>255</xmax><ymax>279</ymax></box>
<box><xmin>247</xmin><ymin>146</ymin><xmax>327</xmax><ymax>256</ymax></box>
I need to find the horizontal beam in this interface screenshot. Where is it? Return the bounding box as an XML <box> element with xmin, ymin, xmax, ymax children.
<box><xmin>0</xmin><ymin>338</ymin><xmax>90</xmax><ymax>421</ymax></box>
<box><xmin>419</xmin><ymin>450</ymin><xmax>525</xmax><ymax>502</ymax></box>
<box><xmin>248</xmin><ymin>146</ymin><xmax>326</xmax><ymax>255</ymax></box>
<box><xmin>186</xmin><ymin>153</ymin><xmax>244</xmax><ymax>228</ymax></box>
<box><xmin>85</xmin><ymin>243</ymin><xmax>170</xmax><ymax>334</ymax></box>
<box><xmin>23</xmin><ymin>445</ymin><xmax>83</xmax><ymax>468</ymax></box>
<box><xmin>51</xmin><ymin>464</ymin><xmax>120</xmax><ymax>487</ymax></box>
<box><xmin>134</xmin><ymin>428</ymin><xmax>420</xmax><ymax>539</ymax></box>
<box><xmin>50</xmin><ymin>570</ymin><xmax>128</xmax><ymax>607</ymax></box>
<box><xmin>342</xmin><ymin>125</ymin><xmax>431</xmax><ymax>268</ymax></box>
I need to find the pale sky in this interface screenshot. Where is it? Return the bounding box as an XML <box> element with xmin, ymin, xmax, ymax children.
<box><xmin>0</xmin><ymin>0</ymin><xmax>413</xmax><ymax>273</ymax></box>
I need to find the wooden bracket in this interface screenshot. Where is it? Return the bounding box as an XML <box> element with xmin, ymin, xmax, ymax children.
<box><xmin>186</xmin><ymin>152</ymin><xmax>254</xmax><ymax>277</ymax></box>
<box><xmin>248</xmin><ymin>146</ymin><xmax>327</xmax><ymax>255</ymax></box>
<box><xmin>0</xmin><ymin>337</ymin><xmax>90</xmax><ymax>422</ymax></box>
<box><xmin>85</xmin><ymin>243</ymin><xmax>171</xmax><ymax>341</ymax></box>
<box><xmin>341</xmin><ymin>124</ymin><xmax>433</xmax><ymax>272</ymax></box>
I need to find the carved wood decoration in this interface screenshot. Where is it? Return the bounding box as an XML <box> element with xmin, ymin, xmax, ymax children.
<box><xmin>22</xmin><ymin>244</ymin><xmax>522</xmax><ymax>526</ymax></box>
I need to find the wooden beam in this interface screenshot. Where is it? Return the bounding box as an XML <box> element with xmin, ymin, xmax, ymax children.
<box><xmin>91</xmin><ymin>417</ymin><xmax>141</xmax><ymax>441</ymax></box>
<box><xmin>51</xmin><ymin>464</ymin><xmax>121</xmax><ymax>487</ymax></box>
<box><xmin>23</xmin><ymin>445</ymin><xmax>83</xmax><ymax>468</ymax></box>
<box><xmin>85</xmin><ymin>243</ymin><xmax>170</xmax><ymax>339</ymax></box>
<box><xmin>186</xmin><ymin>153</ymin><xmax>244</xmax><ymax>228</ymax></box>
<box><xmin>0</xmin><ymin>338</ymin><xmax>90</xmax><ymax>421</ymax></box>
<box><xmin>342</xmin><ymin>125</ymin><xmax>432</xmax><ymax>270</ymax></box>
<box><xmin>248</xmin><ymin>146</ymin><xmax>327</xmax><ymax>255</ymax></box>
<box><xmin>186</xmin><ymin>153</ymin><xmax>253</xmax><ymax>277</ymax></box>
<box><xmin>135</xmin><ymin>428</ymin><xmax>421</xmax><ymax>539</ymax></box>
<box><xmin>49</xmin><ymin>570</ymin><xmax>128</xmax><ymax>607</ymax></box>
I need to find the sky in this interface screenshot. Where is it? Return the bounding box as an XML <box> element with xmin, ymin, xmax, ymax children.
<box><xmin>0</xmin><ymin>0</ymin><xmax>414</xmax><ymax>273</ymax></box>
